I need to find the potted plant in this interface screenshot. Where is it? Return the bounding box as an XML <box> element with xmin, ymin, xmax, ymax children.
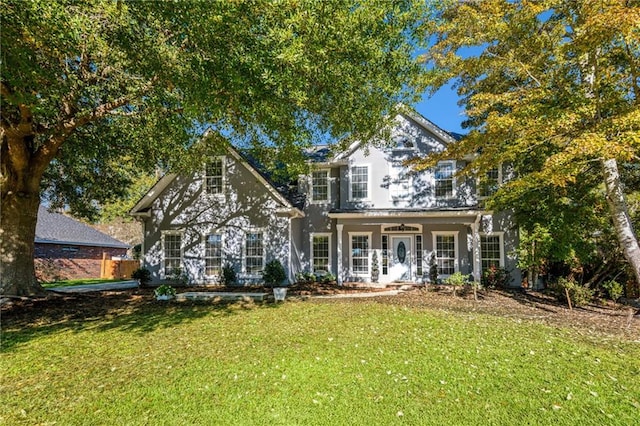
<box><xmin>154</xmin><ymin>284</ymin><xmax>176</xmax><ymax>300</ymax></box>
<box><xmin>131</xmin><ymin>267</ymin><xmax>151</xmax><ymax>288</ymax></box>
<box><xmin>263</xmin><ymin>259</ymin><xmax>287</xmax><ymax>301</ymax></box>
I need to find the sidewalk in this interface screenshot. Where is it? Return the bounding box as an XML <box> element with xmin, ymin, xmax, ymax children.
<box><xmin>47</xmin><ymin>280</ymin><xmax>139</xmax><ymax>293</ymax></box>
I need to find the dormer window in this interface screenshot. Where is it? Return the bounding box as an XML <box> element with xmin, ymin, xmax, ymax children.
<box><xmin>435</xmin><ymin>161</ymin><xmax>455</xmax><ymax>199</ymax></box>
<box><xmin>310</xmin><ymin>170</ymin><xmax>330</xmax><ymax>203</ymax></box>
<box><xmin>205</xmin><ymin>157</ymin><xmax>225</xmax><ymax>195</ymax></box>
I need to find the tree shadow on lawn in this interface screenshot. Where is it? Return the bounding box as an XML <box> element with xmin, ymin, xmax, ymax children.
<box><xmin>1</xmin><ymin>288</ymin><xmax>283</xmax><ymax>352</ymax></box>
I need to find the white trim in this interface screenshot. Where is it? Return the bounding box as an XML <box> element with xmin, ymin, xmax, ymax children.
<box><xmin>348</xmin><ymin>232</ymin><xmax>372</xmax><ymax>277</ymax></box>
<box><xmin>161</xmin><ymin>230</ymin><xmax>184</xmax><ymax>279</ymax></box>
<box><xmin>431</xmin><ymin>231</ymin><xmax>459</xmax><ymax>277</ymax></box>
<box><xmin>329</xmin><ymin>210</ymin><xmax>490</xmax><ymax>219</ymax></box>
<box><xmin>309</xmin><ymin>169</ymin><xmax>331</xmax><ymax>204</ymax></box>
<box><xmin>479</xmin><ymin>232</ymin><xmax>505</xmax><ymax>269</ymax></box>
<box><xmin>349</xmin><ymin>164</ymin><xmax>371</xmax><ymax>201</ymax></box>
<box><xmin>35</xmin><ymin>239</ymin><xmax>129</xmax><ymax>249</ymax></box>
<box><xmin>243</xmin><ymin>229</ymin><xmax>265</xmax><ymax>277</ymax></box>
<box><xmin>202</xmin><ymin>232</ymin><xmax>224</xmax><ymax>279</ymax></box>
<box><xmin>336</xmin><ymin>224</ymin><xmax>344</xmax><ymax>285</ymax></box>
<box><xmin>310</xmin><ymin>232</ymin><xmax>332</xmax><ymax>274</ymax></box>
<box><xmin>381</xmin><ymin>224</ymin><xmax>423</xmax><ymax>233</ymax></box>
<box><xmin>434</xmin><ymin>160</ymin><xmax>457</xmax><ymax>200</ymax></box>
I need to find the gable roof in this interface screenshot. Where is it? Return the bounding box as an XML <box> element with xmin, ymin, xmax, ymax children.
<box><xmin>332</xmin><ymin>109</ymin><xmax>460</xmax><ymax>161</ymax></box>
<box><xmin>36</xmin><ymin>206</ymin><xmax>129</xmax><ymax>249</ymax></box>
<box><xmin>129</xmin><ymin>141</ymin><xmax>304</xmax><ymax>217</ymax></box>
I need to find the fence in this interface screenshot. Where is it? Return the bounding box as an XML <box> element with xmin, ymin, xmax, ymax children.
<box><xmin>100</xmin><ymin>254</ymin><xmax>140</xmax><ymax>280</ymax></box>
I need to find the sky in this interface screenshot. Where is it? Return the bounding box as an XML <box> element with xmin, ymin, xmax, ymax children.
<box><xmin>413</xmin><ymin>84</ymin><xmax>466</xmax><ymax>135</ymax></box>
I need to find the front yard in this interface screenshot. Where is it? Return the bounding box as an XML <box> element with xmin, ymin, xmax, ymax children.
<box><xmin>1</xmin><ymin>288</ymin><xmax>638</xmax><ymax>425</ymax></box>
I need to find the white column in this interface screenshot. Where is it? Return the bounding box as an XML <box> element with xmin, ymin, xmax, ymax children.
<box><xmin>472</xmin><ymin>216</ymin><xmax>481</xmax><ymax>283</ymax></box>
<box><xmin>336</xmin><ymin>223</ymin><xmax>344</xmax><ymax>285</ymax></box>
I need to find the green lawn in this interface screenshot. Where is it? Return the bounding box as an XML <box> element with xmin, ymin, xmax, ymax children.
<box><xmin>40</xmin><ymin>278</ymin><xmax>129</xmax><ymax>288</ymax></box>
<box><xmin>1</xmin><ymin>299</ymin><xmax>638</xmax><ymax>425</ymax></box>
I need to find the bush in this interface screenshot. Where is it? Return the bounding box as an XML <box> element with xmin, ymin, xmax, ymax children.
<box><xmin>554</xmin><ymin>277</ymin><xmax>593</xmax><ymax>307</ymax></box>
<box><xmin>154</xmin><ymin>284</ymin><xmax>176</xmax><ymax>297</ymax></box>
<box><xmin>263</xmin><ymin>260</ymin><xmax>286</xmax><ymax>287</ymax></box>
<box><xmin>131</xmin><ymin>267</ymin><xmax>151</xmax><ymax>287</ymax></box>
<box><xmin>481</xmin><ymin>266</ymin><xmax>510</xmax><ymax>289</ymax></box>
<box><xmin>601</xmin><ymin>280</ymin><xmax>623</xmax><ymax>302</ymax></box>
<box><xmin>429</xmin><ymin>253</ymin><xmax>438</xmax><ymax>284</ymax></box>
<box><xmin>445</xmin><ymin>272</ymin><xmax>468</xmax><ymax>297</ymax></box>
<box><xmin>221</xmin><ymin>264</ymin><xmax>236</xmax><ymax>286</ymax></box>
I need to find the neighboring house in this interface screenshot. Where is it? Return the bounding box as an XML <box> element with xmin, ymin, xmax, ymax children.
<box><xmin>131</xmin><ymin>111</ymin><xmax>521</xmax><ymax>286</ymax></box>
<box><xmin>35</xmin><ymin>206</ymin><xmax>130</xmax><ymax>281</ymax></box>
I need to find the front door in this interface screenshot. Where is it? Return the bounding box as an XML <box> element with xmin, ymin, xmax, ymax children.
<box><xmin>390</xmin><ymin>236</ymin><xmax>412</xmax><ymax>281</ymax></box>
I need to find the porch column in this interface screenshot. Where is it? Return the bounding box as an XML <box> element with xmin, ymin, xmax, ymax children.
<box><xmin>336</xmin><ymin>223</ymin><xmax>344</xmax><ymax>285</ymax></box>
<box><xmin>472</xmin><ymin>215</ymin><xmax>481</xmax><ymax>283</ymax></box>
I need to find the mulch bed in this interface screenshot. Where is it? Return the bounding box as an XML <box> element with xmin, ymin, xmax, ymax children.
<box><xmin>2</xmin><ymin>284</ymin><xmax>638</xmax><ymax>340</ymax></box>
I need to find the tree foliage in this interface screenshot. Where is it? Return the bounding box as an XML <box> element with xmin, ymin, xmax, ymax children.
<box><xmin>419</xmin><ymin>0</ymin><xmax>640</xmax><ymax>285</ymax></box>
<box><xmin>1</xmin><ymin>0</ymin><xmax>429</xmax><ymax>295</ymax></box>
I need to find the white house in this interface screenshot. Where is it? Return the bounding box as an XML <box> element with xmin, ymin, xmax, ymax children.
<box><xmin>130</xmin><ymin>110</ymin><xmax>520</xmax><ymax>286</ymax></box>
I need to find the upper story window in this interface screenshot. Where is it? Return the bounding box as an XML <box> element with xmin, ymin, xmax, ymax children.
<box><xmin>435</xmin><ymin>161</ymin><xmax>455</xmax><ymax>199</ymax></box>
<box><xmin>311</xmin><ymin>170</ymin><xmax>330</xmax><ymax>203</ymax></box>
<box><xmin>390</xmin><ymin>164</ymin><xmax>410</xmax><ymax>200</ymax></box>
<box><xmin>350</xmin><ymin>165</ymin><xmax>369</xmax><ymax>200</ymax></box>
<box><xmin>478</xmin><ymin>167</ymin><xmax>502</xmax><ymax>198</ymax></box>
<box><xmin>205</xmin><ymin>157</ymin><xmax>225</xmax><ymax>195</ymax></box>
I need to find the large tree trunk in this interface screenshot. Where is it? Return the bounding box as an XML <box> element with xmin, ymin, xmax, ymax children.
<box><xmin>0</xmin><ymin>190</ymin><xmax>44</xmax><ymax>296</ymax></box>
<box><xmin>602</xmin><ymin>158</ymin><xmax>640</xmax><ymax>286</ymax></box>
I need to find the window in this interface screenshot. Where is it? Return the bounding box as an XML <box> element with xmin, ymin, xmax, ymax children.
<box><xmin>204</xmin><ymin>234</ymin><xmax>222</xmax><ymax>276</ymax></box>
<box><xmin>245</xmin><ymin>231</ymin><xmax>264</xmax><ymax>275</ymax></box>
<box><xmin>311</xmin><ymin>234</ymin><xmax>331</xmax><ymax>272</ymax></box>
<box><xmin>205</xmin><ymin>157</ymin><xmax>224</xmax><ymax>195</ymax></box>
<box><xmin>481</xmin><ymin>234</ymin><xmax>503</xmax><ymax>271</ymax></box>
<box><xmin>350</xmin><ymin>165</ymin><xmax>369</xmax><ymax>200</ymax></box>
<box><xmin>415</xmin><ymin>235</ymin><xmax>423</xmax><ymax>277</ymax></box>
<box><xmin>311</xmin><ymin>170</ymin><xmax>329</xmax><ymax>203</ymax></box>
<box><xmin>381</xmin><ymin>235</ymin><xmax>389</xmax><ymax>275</ymax></box>
<box><xmin>478</xmin><ymin>167</ymin><xmax>501</xmax><ymax>198</ymax></box>
<box><xmin>390</xmin><ymin>165</ymin><xmax>410</xmax><ymax>200</ymax></box>
<box><xmin>435</xmin><ymin>161</ymin><xmax>455</xmax><ymax>199</ymax></box>
<box><xmin>433</xmin><ymin>232</ymin><xmax>457</xmax><ymax>276</ymax></box>
<box><xmin>350</xmin><ymin>233</ymin><xmax>370</xmax><ymax>275</ymax></box>
<box><xmin>163</xmin><ymin>232</ymin><xmax>182</xmax><ymax>277</ymax></box>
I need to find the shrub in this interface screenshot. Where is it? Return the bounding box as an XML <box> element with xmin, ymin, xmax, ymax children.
<box><xmin>429</xmin><ymin>253</ymin><xmax>438</xmax><ymax>284</ymax></box>
<box><xmin>601</xmin><ymin>280</ymin><xmax>623</xmax><ymax>302</ymax></box>
<box><xmin>554</xmin><ymin>277</ymin><xmax>593</xmax><ymax>307</ymax></box>
<box><xmin>263</xmin><ymin>260</ymin><xmax>286</xmax><ymax>287</ymax></box>
<box><xmin>445</xmin><ymin>272</ymin><xmax>468</xmax><ymax>297</ymax></box>
<box><xmin>131</xmin><ymin>267</ymin><xmax>151</xmax><ymax>287</ymax></box>
<box><xmin>321</xmin><ymin>273</ymin><xmax>337</xmax><ymax>283</ymax></box>
<box><xmin>221</xmin><ymin>264</ymin><xmax>236</xmax><ymax>286</ymax></box>
<box><xmin>154</xmin><ymin>284</ymin><xmax>176</xmax><ymax>297</ymax></box>
<box><xmin>481</xmin><ymin>266</ymin><xmax>510</xmax><ymax>289</ymax></box>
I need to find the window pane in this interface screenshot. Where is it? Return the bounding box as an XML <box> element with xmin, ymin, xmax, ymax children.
<box><xmin>351</xmin><ymin>166</ymin><xmax>368</xmax><ymax>199</ymax></box>
<box><xmin>205</xmin><ymin>234</ymin><xmax>222</xmax><ymax>276</ymax></box>
<box><xmin>312</xmin><ymin>235</ymin><xmax>330</xmax><ymax>272</ymax></box>
<box><xmin>435</xmin><ymin>162</ymin><xmax>454</xmax><ymax>198</ymax></box>
<box><xmin>436</xmin><ymin>235</ymin><xmax>455</xmax><ymax>275</ymax></box>
<box><xmin>481</xmin><ymin>235</ymin><xmax>501</xmax><ymax>271</ymax></box>
<box><xmin>164</xmin><ymin>234</ymin><xmax>182</xmax><ymax>276</ymax></box>
<box><xmin>245</xmin><ymin>232</ymin><xmax>264</xmax><ymax>274</ymax></box>
<box><xmin>351</xmin><ymin>235</ymin><xmax>369</xmax><ymax>274</ymax></box>
<box><xmin>206</xmin><ymin>158</ymin><xmax>224</xmax><ymax>194</ymax></box>
<box><xmin>479</xmin><ymin>168</ymin><xmax>500</xmax><ymax>197</ymax></box>
<box><xmin>311</xmin><ymin>171</ymin><xmax>329</xmax><ymax>202</ymax></box>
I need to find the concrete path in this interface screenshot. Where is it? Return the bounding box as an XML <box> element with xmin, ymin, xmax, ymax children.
<box><xmin>47</xmin><ymin>280</ymin><xmax>138</xmax><ymax>293</ymax></box>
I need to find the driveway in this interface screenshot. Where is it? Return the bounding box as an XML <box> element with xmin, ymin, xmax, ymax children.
<box><xmin>47</xmin><ymin>280</ymin><xmax>139</xmax><ymax>293</ymax></box>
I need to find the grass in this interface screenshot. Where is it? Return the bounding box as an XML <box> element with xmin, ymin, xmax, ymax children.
<box><xmin>40</xmin><ymin>278</ymin><xmax>129</xmax><ymax>288</ymax></box>
<box><xmin>2</xmin><ymin>299</ymin><xmax>639</xmax><ymax>425</ymax></box>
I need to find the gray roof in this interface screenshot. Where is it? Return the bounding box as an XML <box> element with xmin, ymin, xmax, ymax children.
<box><xmin>35</xmin><ymin>206</ymin><xmax>129</xmax><ymax>249</ymax></box>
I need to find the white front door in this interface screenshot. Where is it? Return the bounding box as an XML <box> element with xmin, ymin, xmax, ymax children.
<box><xmin>390</xmin><ymin>236</ymin><xmax>412</xmax><ymax>281</ymax></box>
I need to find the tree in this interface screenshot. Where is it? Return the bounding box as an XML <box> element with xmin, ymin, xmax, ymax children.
<box><xmin>419</xmin><ymin>0</ymin><xmax>640</xmax><ymax>285</ymax></box>
<box><xmin>1</xmin><ymin>0</ymin><xmax>429</xmax><ymax>296</ymax></box>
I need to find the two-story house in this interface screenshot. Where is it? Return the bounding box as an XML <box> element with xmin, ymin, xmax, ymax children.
<box><xmin>130</xmin><ymin>110</ymin><xmax>520</xmax><ymax>286</ymax></box>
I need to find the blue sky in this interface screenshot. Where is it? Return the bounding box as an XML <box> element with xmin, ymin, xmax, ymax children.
<box><xmin>413</xmin><ymin>84</ymin><xmax>466</xmax><ymax>135</ymax></box>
